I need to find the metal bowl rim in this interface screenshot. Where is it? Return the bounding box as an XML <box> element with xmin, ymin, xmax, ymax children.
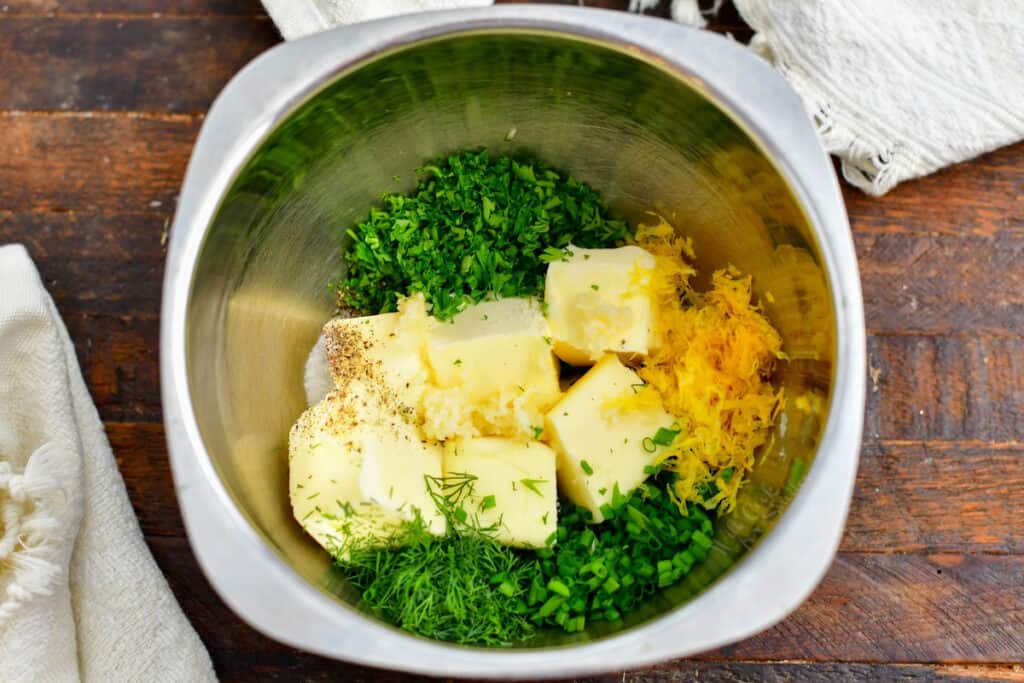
<box><xmin>159</xmin><ymin>5</ymin><xmax>866</xmax><ymax>677</ymax></box>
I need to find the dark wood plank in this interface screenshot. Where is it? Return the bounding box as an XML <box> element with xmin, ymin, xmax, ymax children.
<box><xmin>632</xmin><ymin>662</ymin><xmax>1024</xmax><ymax>683</ymax></box>
<box><xmin>115</xmin><ymin>420</ymin><xmax>1024</xmax><ymax>553</ymax></box>
<box><xmin>866</xmin><ymin>335</ymin><xmax>1024</xmax><ymax>443</ymax></box>
<box><xmin>148</xmin><ymin>536</ymin><xmax>1024</xmax><ymax>668</ymax></box>
<box><xmin>1</xmin><ymin>212</ymin><xmax>167</xmax><ymax>317</ymax></box>
<box><xmin>2</xmin><ymin>0</ymin><xmax>265</xmax><ymax>14</ymax></box>
<box><xmin>713</xmin><ymin>553</ymin><xmax>1024</xmax><ymax>663</ymax></box>
<box><xmin>67</xmin><ymin>316</ymin><xmax>161</xmax><ymax>422</ymax></box>
<box><xmin>843</xmin><ymin>442</ymin><xmax>1024</xmax><ymax>555</ymax></box>
<box><xmin>846</xmin><ymin>141</ymin><xmax>1024</xmax><ymax>238</ymax></box>
<box><xmin>216</xmin><ymin>658</ymin><xmax>1024</xmax><ymax>682</ymax></box>
<box><xmin>109</xmin><ymin>422</ymin><xmax>182</xmax><ymax>534</ymax></box>
<box><xmin>0</xmin><ymin>114</ymin><xmax>198</xmax><ymax>212</ymax></box>
<box><xmin>856</xmin><ymin>231</ymin><xmax>1024</xmax><ymax>337</ymax></box>
<box><xmin>0</xmin><ymin>17</ymin><xmax>277</xmax><ymax>112</ymax></box>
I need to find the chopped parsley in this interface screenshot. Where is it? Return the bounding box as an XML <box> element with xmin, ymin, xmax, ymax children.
<box><xmin>338</xmin><ymin>149</ymin><xmax>629</xmax><ymax>320</ymax></box>
<box><xmin>580</xmin><ymin>460</ymin><xmax>594</xmax><ymax>476</ymax></box>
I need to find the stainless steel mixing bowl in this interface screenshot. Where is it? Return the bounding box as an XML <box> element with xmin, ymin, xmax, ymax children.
<box><xmin>161</xmin><ymin>5</ymin><xmax>865</xmax><ymax>677</ymax></box>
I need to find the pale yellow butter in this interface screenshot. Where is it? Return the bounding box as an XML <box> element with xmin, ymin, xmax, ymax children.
<box><xmin>544</xmin><ymin>354</ymin><xmax>675</xmax><ymax>523</ymax></box>
<box><xmin>289</xmin><ymin>388</ymin><xmax>444</xmax><ymax>557</ymax></box>
<box><xmin>544</xmin><ymin>245</ymin><xmax>657</xmax><ymax>366</ymax></box>
<box><xmin>443</xmin><ymin>437</ymin><xmax>558</xmax><ymax>548</ymax></box>
<box><xmin>321</xmin><ymin>294</ymin><xmax>432</xmax><ymax>418</ymax></box>
<box><xmin>423</xmin><ymin>298</ymin><xmax>561</xmax><ymax>441</ymax></box>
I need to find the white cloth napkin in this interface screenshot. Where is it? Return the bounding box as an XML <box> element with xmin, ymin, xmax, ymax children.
<box><xmin>262</xmin><ymin>0</ymin><xmax>491</xmax><ymax>41</ymax></box>
<box><xmin>730</xmin><ymin>0</ymin><xmax>1024</xmax><ymax>195</ymax></box>
<box><xmin>261</xmin><ymin>0</ymin><xmax>1024</xmax><ymax>196</ymax></box>
<box><xmin>0</xmin><ymin>245</ymin><xmax>215</xmax><ymax>683</ymax></box>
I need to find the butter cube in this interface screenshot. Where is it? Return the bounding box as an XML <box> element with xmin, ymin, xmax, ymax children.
<box><xmin>544</xmin><ymin>245</ymin><xmax>657</xmax><ymax>366</ymax></box>
<box><xmin>321</xmin><ymin>293</ymin><xmax>431</xmax><ymax>417</ymax></box>
<box><xmin>423</xmin><ymin>298</ymin><xmax>561</xmax><ymax>441</ymax></box>
<box><xmin>443</xmin><ymin>437</ymin><xmax>557</xmax><ymax>548</ymax></box>
<box><xmin>545</xmin><ymin>354</ymin><xmax>676</xmax><ymax>522</ymax></box>
<box><xmin>289</xmin><ymin>389</ymin><xmax>444</xmax><ymax>557</ymax></box>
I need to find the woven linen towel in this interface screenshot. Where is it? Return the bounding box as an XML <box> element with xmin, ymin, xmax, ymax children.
<box><xmin>262</xmin><ymin>0</ymin><xmax>491</xmax><ymax>40</ymax></box>
<box><xmin>730</xmin><ymin>0</ymin><xmax>1024</xmax><ymax>195</ymax></box>
<box><xmin>0</xmin><ymin>245</ymin><xmax>215</xmax><ymax>683</ymax></box>
<box><xmin>262</xmin><ymin>0</ymin><xmax>1024</xmax><ymax>196</ymax></box>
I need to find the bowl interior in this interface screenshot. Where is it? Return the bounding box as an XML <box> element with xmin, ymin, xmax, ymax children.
<box><xmin>185</xmin><ymin>30</ymin><xmax>836</xmax><ymax>647</ymax></box>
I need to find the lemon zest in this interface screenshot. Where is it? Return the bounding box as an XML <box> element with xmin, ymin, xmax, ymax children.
<box><xmin>635</xmin><ymin>219</ymin><xmax>785</xmax><ymax>514</ymax></box>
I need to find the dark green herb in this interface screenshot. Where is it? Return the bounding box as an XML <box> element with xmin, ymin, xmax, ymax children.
<box><xmin>340</xmin><ymin>524</ymin><xmax>536</xmax><ymax>646</ymax></box>
<box><xmin>651</xmin><ymin>427</ymin><xmax>680</xmax><ymax>447</ymax></box>
<box><xmin>335</xmin><ymin>475</ymin><xmax>535</xmax><ymax>646</ymax></box>
<box><xmin>785</xmin><ymin>457</ymin><xmax>807</xmax><ymax>496</ymax></box>
<box><xmin>332</xmin><ymin>475</ymin><xmax>712</xmax><ymax>645</ymax></box>
<box><xmin>337</xmin><ymin>149</ymin><xmax>629</xmax><ymax>320</ymax></box>
<box><xmin>520</xmin><ymin>478</ymin><xmax>547</xmax><ymax>497</ymax></box>
<box><xmin>580</xmin><ymin>460</ymin><xmax>594</xmax><ymax>476</ymax></box>
<box><xmin>527</xmin><ymin>480</ymin><xmax>712</xmax><ymax>630</ymax></box>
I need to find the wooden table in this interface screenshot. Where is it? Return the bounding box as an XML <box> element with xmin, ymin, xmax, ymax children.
<box><xmin>2</xmin><ymin>0</ymin><xmax>1021</xmax><ymax>680</ymax></box>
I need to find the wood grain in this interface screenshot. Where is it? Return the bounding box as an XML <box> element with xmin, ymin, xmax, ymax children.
<box><xmin>45</xmin><ymin>308</ymin><xmax>1022</xmax><ymax>441</ymax></box>
<box><xmin>714</xmin><ymin>553</ymin><xmax>1024</xmax><ymax>663</ymax></box>
<box><xmin>0</xmin><ymin>115</ymin><xmax>198</xmax><ymax>212</ymax></box>
<box><xmin>212</xmin><ymin>658</ymin><xmax>1024</xmax><ymax>682</ymax></box>
<box><xmin>12</xmin><ymin>208</ymin><xmax>1023</xmax><ymax>346</ymax></box>
<box><xmin>844</xmin><ymin>441</ymin><xmax>1024</xmax><ymax>554</ymax></box>
<box><xmin>64</xmin><ymin>316</ymin><xmax>161</xmax><ymax>422</ymax></box>
<box><xmin>0</xmin><ymin>17</ymin><xmax>277</xmax><ymax>112</ymax></box>
<box><xmin>1</xmin><ymin>212</ymin><xmax>168</xmax><ymax>316</ymax></box>
<box><xmin>1</xmin><ymin>0</ymin><xmax>266</xmax><ymax>16</ymax></box>
<box><xmin>866</xmin><ymin>335</ymin><xmax>1024</xmax><ymax>443</ymax></box>
<box><xmin>146</xmin><ymin>536</ymin><xmax>1024</xmax><ymax>670</ymax></box>
<box><xmin>844</xmin><ymin>141</ymin><xmax>1024</xmax><ymax>238</ymax></box>
<box><xmin>4</xmin><ymin>113</ymin><xmax>1021</xmax><ymax>336</ymax></box>
<box><xmin>857</xmin><ymin>231</ymin><xmax>1024</xmax><ymax>336</ymax></box>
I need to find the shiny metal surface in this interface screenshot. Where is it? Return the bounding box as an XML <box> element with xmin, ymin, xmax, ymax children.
<box><xmin>161</xmin><ymin>6</ymin><xmax>865</xmax><ymax>677</ymax></box>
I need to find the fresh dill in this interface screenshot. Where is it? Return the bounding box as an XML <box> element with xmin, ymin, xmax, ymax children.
<box><xmin>334</xmin><ymin>474</ymin><xmax>537</xmax><ymax>646</ymax></box>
